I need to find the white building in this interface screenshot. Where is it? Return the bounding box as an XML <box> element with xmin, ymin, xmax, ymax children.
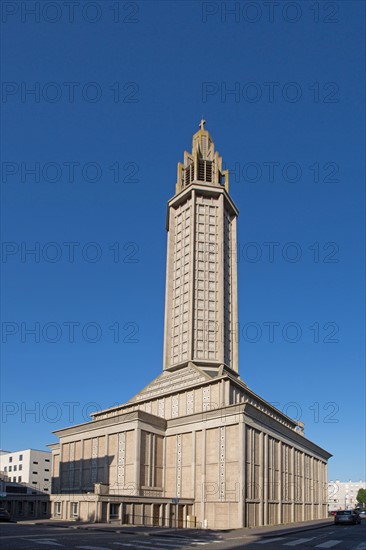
<box><xmin>328</xmin><ymin>480</ymin><xmax>366</xmax><ymax>510</ymax></box>
<box><xmin>0</xmin><ymin>449</ymin><xmax>52</xmax><ymax>493</ymax></box>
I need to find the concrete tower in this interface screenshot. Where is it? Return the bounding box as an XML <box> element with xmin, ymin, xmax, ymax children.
<box><xmin>163</xmin><ymin>121</ymin><xmax>239</xmax><ymax>375</ymax></box>
<box><xmin>49</xmin><ymin>122</ymin><xmax>331</xmax><ymax>529</ymax></box>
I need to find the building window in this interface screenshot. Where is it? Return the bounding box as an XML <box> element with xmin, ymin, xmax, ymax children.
<box><xmin>71</xmin><ymin>502</ymin><xmax>78</xmax><ymax>518</ymax></box>
<box><xmin>19</xmin><ymin>455</ymin><xmax>23</xmax><ymax>461</ymax></box>
<box><xmin>18</xmin><ymin>476</ymin><xmax>22</xmax><ymax>482</ymax></box>
<box><xmin>9</xmin><ymin>466</ymin><xmax>12</xmax><ymax>472</ymax></box>
<box><xmin>14</xmin><ymin>465</ymin><xmax>17</xmax><ymax>471</ymax></box>
<box><xmin>45</xmin><ymin>459</ymin><xmax>50</xmax><ymax>462</ymax></box>
<box><xmin>45</xmin><ymin>469</ymin><xmax>50</xmax><ymax>472</ymax></box>
<box><xmin>55</xmin><ymin>502</ymin><xmax>62</xmax><ymax>516</ymax></box>
<box><xmin>32</xmin><ymin>482</ymin><xmax>37</xmax><ymax>485</ymax></box>
<box><xmin>19</xmin><ymin>465</ymin><xmax>22</xmax><ymax>471</ymax></box>
<box><xmin>44</xmin><ymin>488</ymin><xmax>49</xmax><ymax>492</ymax></box>
<box><xmin>9</xmin><ymin>457</ymin><xmax>12</xmax><ymax>463</ymax></box>
<box><xmin>3</xmin><ymin>467</ymin><xmax>6</xmax><ymax>472</ymax></box>
<box><xmin>33</xmin><ymin>461</ymin><xmax>38</xmax><ymax>464</ymax></box>
<box><xmin>13</xmin><ymin>477</ymin><xmax>16</xmax><ymax>482</ymax></box>
<box><xmin>44</xmin><ymin>478</ymin><xmax>49</xmax><ymax>481</ymax></box>
<box><xmin>32</xmin><ymin>471</ymin><xmax>38</xmax><ymax>475</ymax></box>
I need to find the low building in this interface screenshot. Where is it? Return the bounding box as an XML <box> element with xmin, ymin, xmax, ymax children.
<box><xmin>328</xmin><ymin>480</ymin><xmax>366</xmax><ymax>510</ymax></box>
<box><xmin>0</xmin><ymin>449</ymin><xmax>52</xmax><ymax>493</ymax></box>
<box><xmin>0</xmin><ymin>474</ymin><xmax>50</xmax><ymax>519</ymax></box>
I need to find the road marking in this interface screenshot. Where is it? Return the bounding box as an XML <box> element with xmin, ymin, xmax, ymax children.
<box><xmin>284</xmin><ymin>538</ymin><xmax>315</xmax><ymax>546</ymax></box>
<box><xmin>315</xmin><ymin>542</ymin><xmax>342</xmax><ymax>548</ymax></box>
<box><xmin>112</xmin><ymin>544</ymin><xmax>164</xmax><ymax>550</ymax></box>
<box><xmin>141</xmin><ymin>541</ymin><xmax>192</xmax><ymax>547</ymax></box>
<box><xmin>112</xmin><ymin>540</ymin><xmax>213</xmax><ymax>549</ymax></box>
<box><xmin>148</xmin><ymin>535</ymin><xmax>212</xmax><ymax>548</ymax></box>
<box><xmin>22</xmin><ymin>539</ymin><xmax>65</xmax><ymax>547</ymax></box>
<box><xmin>77</xmin><ymin>546</ymin><xmax>113</xmax><ymax>550</ymax></box>
<box><xmin>255</xmin><ymin>538</ymin><xmax>287</xmax><ymax>544</ymax></box>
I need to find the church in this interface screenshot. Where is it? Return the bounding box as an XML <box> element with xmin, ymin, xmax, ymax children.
<box><xmin>49</xmin><ymin>122</ymin><xmax>331</xmax><ymax>529</ymax></box>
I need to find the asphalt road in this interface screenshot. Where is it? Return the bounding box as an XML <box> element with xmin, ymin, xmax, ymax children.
<box><xmin>0</xmin><ymin>521</ymin><xmax>365</xmax><ymax>550</ymax></box>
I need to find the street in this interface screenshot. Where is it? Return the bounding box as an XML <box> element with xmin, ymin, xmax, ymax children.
<box><xmin>0</xmin><ymin>521</ymin><xmax>365</xmax><ymax>550</ymax></box>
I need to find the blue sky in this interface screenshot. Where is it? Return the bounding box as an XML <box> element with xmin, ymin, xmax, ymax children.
<box><xmin>1</xmin><ymin>1</ymin><xmax>365</xmax><ymax>483</ymax></box>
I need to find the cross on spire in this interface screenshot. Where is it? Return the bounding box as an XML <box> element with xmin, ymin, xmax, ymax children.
<box><xmin>199</xmin><ymin>118</ymin><xmax>206</xmax><ymax>131</ymax></box>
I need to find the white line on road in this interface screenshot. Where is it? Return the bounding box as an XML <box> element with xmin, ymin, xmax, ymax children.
<box><xmin>255</xmin><ymin>537</ymin><xmax>287</xmax><ymax>544</ymax></box>
<box><xmin>154</xmin><ymin>539</ymin><xmax>221</xmax><ymax>547</ymax></box>
<box><xmin>77</xmin><ymin>546</ymin><xmax>114</xmax><ymax>550</ymax></box>
<box><xmin>111</xmin><ymin>544</ymin><xmax>164</xmax><ymax>550</ymax></box>
<box><xmin>139</xmin><ymin>541</ymin><xmax>192</xmax><ymax>547</ymax></box>
<box><xmin>315</xmin><ymin>541</ymin><xmax>342</xmax><ymax>548</ymax></box>
<box><xmin>284</xmin><ymin>538</ymin><xmax>316</xmax><ymax>546</ymax></box>
<box><xmin>22</xmin><ymin>539</ymin><xmax>65</xmax><ymax>547</ymax></box>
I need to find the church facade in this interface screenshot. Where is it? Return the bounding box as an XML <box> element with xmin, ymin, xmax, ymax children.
<box><xmin>49</xmin><ymin>123</ymin><xmax>331</xmax><ymax>529</ymax></box>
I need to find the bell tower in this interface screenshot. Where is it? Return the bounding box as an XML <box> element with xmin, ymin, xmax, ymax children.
<box><xmin>163</xmin><ymin>121</ymin><xmax>239</xmax><ymax>376</ymax></box>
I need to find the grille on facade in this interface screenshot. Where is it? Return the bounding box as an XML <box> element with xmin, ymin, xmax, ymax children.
<box><xmin>184</xmin><ymin>163</ymin><xmax>194</xmax><ymax>186</ymax></box>
<box><xmin>198</xmin><ymin>160</ymin><xmax>213</xmax><ymax>182</ymax></box>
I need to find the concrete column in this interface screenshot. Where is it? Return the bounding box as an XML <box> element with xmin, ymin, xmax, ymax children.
<box><xmin>310</xmin><ymin>456</ymin><xmax>314</xmax><ymax>519</ymax></box>
<box><xmin>263</xmin><ymin>433</ymin><xmax>268</xmax><ymax>526</ymax></box>
<box><xmin>230</xmin><ymin>216</ymin><xmax>239</xmax><ymax>372</ymax></box>
<box><xmin>301</xmin><ymin>453</ymin><xmax>305</xmax><ymax>521</ymax></box>
<box><xmin>134</xmin><ymin>428</ymin><xmax>141</xmax><ymax>495</ymax></box>
<box><xmin>201</xmin><ymin>428</ymin><xmax>206</xmax><ymax>527</ymax></box>
<box><xmin>224</xmin><ymin>379</ymin><xmax>230</xmax><ymax>407</ymax></box>
<box><xmin>150</xmin><ymin>433</ymin><xmax>155</xmax><ymax>487</ymax></box>
<box><xmin>80</xmin><ymin>439</ymin><xmax>84</xmax><ymax>491</ymax></box>
<box><xmin>219</xmin><ymin>379</ymin><xmax>225</xmax><ymax>407</ymax></box>
<box><xmin>162</xmin><ymin>435</ymin><xmax>166</xmax><ymax>496</ymax></box>
<box><xmin>163</xmin><ymin>207</ymin><xmax>175</xmax><ymax>370</ymax></box>
<box><xmin>324</xmin><ymin>462</ymin><xmax>328</xmax><ymax>518</ymax></box>
<box><xmin>278</xmin><ymin>441</ymin><xmax>282</xmax><ymax>525</ymax></box>
<box><xmin>106</xmin><ymin>501</ymin><xmax>111</xmax><ymax>523</ymax></box>
<box><xmin>165</xmin><ymin>503</ymin><xmax>171</xmax><ymax>527</ymax></box>
<box><xmin>189</xmin><ymin>190</ymin><xmax>196</xmax><ymax>361</ymax></box>
<box><xmin>96</xmin><ymin>501</ymin><xmax>102</xmax><ymax>523</ymax></box>
<box><xmin>259</xmin><ymin>431</ymin><xmax>264</xmax><ymax>526</ymax></box>
<box><xmin>105</xmin><ymin>434</ymin><xmax>109</xmax><ymax>487</ymax></box>
<box><xmin>242</xmin><ymin>422</ymin><xmax>247</xmax><ymax>527</ymax></box>
<box><xmin>192</xmin><ymin>431</ymin><xmax>196</xmax><ymax>498</ymax></box>
<box><xmin>291</xmin><ymin>446</ymin><xmax>295</xmax><ymax>523</ymax></box>
<box><xmin>218</xmin><ymin>193</ymin><xmax>225</xmax><ymax>364</ymax></box>
<box><xmin>119</xmin><ymin>502</ymin><xmax>124</xmax><ymax>524</ymax></box>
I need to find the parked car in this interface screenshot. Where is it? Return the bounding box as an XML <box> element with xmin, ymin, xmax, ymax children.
<box><xmin>0</xmin><ymin>508</ymin><xmax>11</xmax><ymax>522</ymax></box>
<box><xmin>334</xmin><ymin>509</ymin><xmax>361</xmax><ymax>525</ymax></box>
<box><xmin>358</xmin><ymin>510</ymin><xmax>366</xmax><ymax>519</ymax></box>
<box><xmin>329</xmin><ymin>510</ymin><xmax>337</xmax><ymax>516</ymax></box>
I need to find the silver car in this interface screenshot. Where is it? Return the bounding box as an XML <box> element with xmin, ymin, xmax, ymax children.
<box><xmin>334</xmin><ymin>509</ymin><xmax>361</xmax><ymax>525</ymax></box>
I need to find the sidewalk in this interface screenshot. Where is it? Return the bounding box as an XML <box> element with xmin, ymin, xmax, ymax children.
<box><xmin>223</xmin><ymin>518</ymin><xmax>333</xmax><ymax>540</ymax></box>
<box><xmin>17</xmin><ymin>517</ymin><xmax>334</xmax><ymax>539</ymax></box>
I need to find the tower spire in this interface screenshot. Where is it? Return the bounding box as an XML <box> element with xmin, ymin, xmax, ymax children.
<box><xmin>175</xmin><ymin>123</ymin><xmax>229</xmax><ymax>195</ymax></box>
